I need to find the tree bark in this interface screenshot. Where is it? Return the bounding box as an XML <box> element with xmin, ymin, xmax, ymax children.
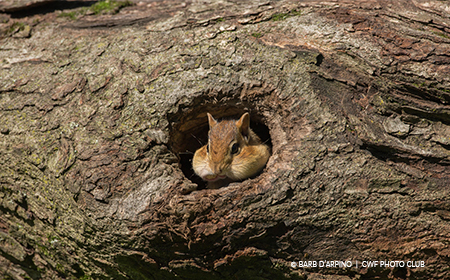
<box><xmin>1</xmin><ymin>0</ymin><xmax>450</xmax><ymax>279</ymax></box>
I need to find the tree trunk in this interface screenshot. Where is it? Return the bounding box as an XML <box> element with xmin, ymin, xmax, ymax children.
<box><xmin>1</xmin><ymin>0</ymin><xmax>450</xmax><ymax>279</ymax></box>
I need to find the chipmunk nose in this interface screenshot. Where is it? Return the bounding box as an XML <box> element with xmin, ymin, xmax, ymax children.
<box><xmin>210</xmin><ymin>164</ymin><xmax>223</xmax><ymax>175</ymax></box>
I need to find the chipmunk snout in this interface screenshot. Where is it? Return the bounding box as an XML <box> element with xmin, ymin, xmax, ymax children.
<box><xmin>211</xmin><ymin>164</ymin><xmax>223</xmax><ymax>174</ymax></box>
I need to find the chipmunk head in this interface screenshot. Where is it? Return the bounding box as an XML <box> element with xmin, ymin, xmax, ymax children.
<box><xmin>204</xmin><ymin>112</ymin><xmax>250</xmax><ymax>180</ymax></box>
<box><xmin>192</xmin><ymin>112</ymin><xmax>270</xmax><ymax>185</ymax></box>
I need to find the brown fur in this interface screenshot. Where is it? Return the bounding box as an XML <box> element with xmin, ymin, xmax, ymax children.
<box><xmin>192</xmin><ymin>113</ymin><xmax>270</xmax><ymax>187</ymax></box>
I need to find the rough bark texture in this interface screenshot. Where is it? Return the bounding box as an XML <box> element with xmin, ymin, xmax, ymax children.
<box><xmin>1</xmin><ymin>0</ymin><xmax>450</xmax><ymax>279</ymax></box>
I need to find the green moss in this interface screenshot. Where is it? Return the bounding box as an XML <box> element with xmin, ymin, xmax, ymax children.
<box><xmin>37</xmin><ymin>243</ymin><xmax>50</xmax><ymax>257</ymax></box>
<box><xmin>90</xmin><ymin>0</ymin><xmax>133</xmax><ymax>15</ymax></box>
<box><xmin>272</xmin><ymin>10</ymin><xmax>302</xmax><ymax>21</ymax></box>
<box><xmin>58</xmin><ymin>0</ymin><xmax>133</xmax><ymax>20</ymax></box>
<box><xmin>55</xmin><ymin>263</ymin><xmax>65</xmax><ymax>274</ymax></box>
<box><xmin>58</xmin><ymin>11</ymin><xmax>78</xmax><ymax>20</ymax></box>
<box><xmin>251</xmin><ymin>32</ymin><xmax>263</xmax><ymax>38</ymax></box>
<box><xmin>412</xmin><ymin>82</ymin><xmax>426</xmax><ymax>88</ymax></box>
<box><xmin>433</xmin><ymin>31</ymin><xmax>450</xmax><ymax>39</ymax></box>
<box><xmin>8</xmin><ymin>22</ymin><xmax>26</xmax><ymax>34</ymax></box>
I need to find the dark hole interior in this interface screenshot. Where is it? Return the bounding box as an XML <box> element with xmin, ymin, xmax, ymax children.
<box><xmin>6</xmin><ymin>1</ymin><xmax>97</xmax><ymax>18</ymax></box>
<box><xmin>177</xmin><ymin>114</ymin><xmax>272</xmax><ymax>190</ymax></box>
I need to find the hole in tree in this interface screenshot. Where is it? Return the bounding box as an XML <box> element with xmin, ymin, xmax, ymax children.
<box><xmin>170</xmin><ymin>109</ymin><xmax>272</xmax><ymax>190</ymax></box>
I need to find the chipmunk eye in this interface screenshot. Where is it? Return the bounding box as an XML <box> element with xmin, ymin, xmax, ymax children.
<box><xmin>230</xmin><ymin>143</ymin><xmax>239</xmax><ymax>155</ymax></box>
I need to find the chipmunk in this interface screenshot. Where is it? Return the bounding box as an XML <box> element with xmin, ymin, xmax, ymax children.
<box><xmin>192</xmin><ymin>112</ymin><xmax>270</xmax><ymax>187</ymax></box>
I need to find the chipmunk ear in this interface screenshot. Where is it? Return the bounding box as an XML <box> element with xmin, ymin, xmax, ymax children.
<box><xmin>236</xmin><ymin>113</ymin><xmax>250</xmax><ymax>141</ymax></box>
<box><xmin>207</xmin><ymin>113</ymin><xmax>218</xmax><ymax>129</ymax></box>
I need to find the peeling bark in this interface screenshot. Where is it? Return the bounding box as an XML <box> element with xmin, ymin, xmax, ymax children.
<box><xmin>1</xmin><ymin>0</ymin><xmax>450</xmax><ymax>279</ymax></box>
